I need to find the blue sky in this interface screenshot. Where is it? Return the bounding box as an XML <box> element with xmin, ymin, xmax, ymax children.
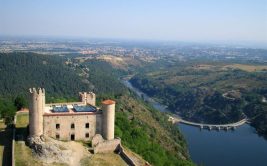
<box><xmin>0</xmin><ymin>0</ymin><xmax>266</xmax><ymax>43</ymax></box>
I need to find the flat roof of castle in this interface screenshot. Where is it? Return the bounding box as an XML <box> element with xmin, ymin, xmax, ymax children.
<box><xmin>73</xmin><ymin>105</ymin><xmax>96</xmax><ymax>112</ymax></box>
<box><xmin>44</xmin><ymin>104</ymin><xmax>100</xmax><ymax>116</ymax></box>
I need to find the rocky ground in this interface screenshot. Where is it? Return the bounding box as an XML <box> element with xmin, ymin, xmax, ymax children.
<box><xmin>28</xmin><ymin>136</ymin><xmax>90</xmax><ymax>166</ymax></box>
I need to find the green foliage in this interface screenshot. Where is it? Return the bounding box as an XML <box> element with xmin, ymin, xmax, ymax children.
<box><xmin>130</xmin><ymin>61</ymin><xmax>267</xmax><ymax>137</ymax></box>
<box><xmin>115</xmin><ymin>110</ymin><xmax>193</xmax><ymax>166</ymax></box>
<box><xmin>130</xmin><ymin>75</ymin><xmax>244</xmax><ymax>124</ymax></box>
<box><xmin>0</xmin><ymin>52</ymin><xmax>194</xmax><ymax>165</ymax></box>
<box><xmin>0</xmin><ymin>52</ymin><xmax>90</xmax><ymax>99</ymax></box>
<box><xmin>243</xmin><ymin>91</ymin><xmax>267</xmax><ymax>137</ymax></box>
<box><xmin>14</xmin><ymin>95</ymin><xmax>27</xmax><ymax>110</ymax></box>
<box><xmin>0</xmin><ymin>98</ymin><xmax>16</xmax><ymax>125</ymax></box>
<box><xmin>83</xmin><ymin>60</ymin><xmax>127</xmax><ymax>96</ymax></box>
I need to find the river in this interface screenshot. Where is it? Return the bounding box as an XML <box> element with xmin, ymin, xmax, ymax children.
<box><xmin>123</xmin><ymin>80</ymin><xmax>267</xmax><ymax>166</ymax></box>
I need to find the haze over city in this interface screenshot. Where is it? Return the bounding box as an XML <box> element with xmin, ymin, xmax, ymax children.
<box><xmin>1</xmin><ymin>0</ymin><xmax>267</xmax><ymax>45</ymax></box>
<box><xmin>1</xmin><ymin>1</ymin><xmax>267</xmax><ymax>166</ymax></box>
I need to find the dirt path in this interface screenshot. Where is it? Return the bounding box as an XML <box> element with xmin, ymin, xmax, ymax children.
<box><xmin>66</xmin><ymin>141</ymin><xmax>90</xmax><ymax>166</ymax></box>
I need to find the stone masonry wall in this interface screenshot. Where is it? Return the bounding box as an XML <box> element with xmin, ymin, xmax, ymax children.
<box><xmin>43</xmin><ymin>114</ymin><xmax>102</xmax><ymax>141</ymax></box>
<box><xmin>92</xmin><ymin>134</ymin><xmax>121</xmax><ymax>154</ymax></box>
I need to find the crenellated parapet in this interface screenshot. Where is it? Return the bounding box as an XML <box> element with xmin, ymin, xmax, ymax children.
<box><xmin>28</xmin><ymin>87</ymin><xmax>115</xmax><ymax>141</ymax></box>
<box><xmin>29</xmin><ymin>87</ymin><xmax>45</xmax><ymax>94</ymax></box>
<box><xmin>79</xmin><ymin>92</ymin><xmax>96</xmax><ymax>106</ymax></box>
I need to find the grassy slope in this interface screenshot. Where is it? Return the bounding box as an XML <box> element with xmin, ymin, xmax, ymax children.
<box><xmin>114</xmin><ymin>94</ymin><xmax>193</xmax><ymax>166</ymax></box>
<box><xmin>80</xmin><ymin>153</ymin><xmax>127</xmax><ymax>166</ymax></box>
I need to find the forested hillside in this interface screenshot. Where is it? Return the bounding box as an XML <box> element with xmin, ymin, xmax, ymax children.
<box><xmin>130</xmin><ymin>62</ymin><xmax>267</xmax><ymax>137</ymax></box>
<box><xmin>0</xmin><ymin>52</ymin><xmax>194</xmax><ymax>166</ymax></box>
<box><xmin>0</xmin><ymin>52</ymin><xmax>90</xmax><ymax>100</ymax></box>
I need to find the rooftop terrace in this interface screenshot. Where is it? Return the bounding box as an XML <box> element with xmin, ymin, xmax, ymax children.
<box><xmin>44</xmin><ymin>104</ymin><xmax>99</xmax><ymax>115</ymax></box>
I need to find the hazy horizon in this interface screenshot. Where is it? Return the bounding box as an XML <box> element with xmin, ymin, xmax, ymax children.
<box><xmin>1</xmin><ymin>0</ymin><xmax>267</xmax><ymax>44</ymax></box>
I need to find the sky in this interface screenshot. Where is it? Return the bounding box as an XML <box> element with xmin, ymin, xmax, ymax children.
<box><xmin>0</xmin><ymin>0</ymin><xmax>267</xmax><ymax>43</ymax></box>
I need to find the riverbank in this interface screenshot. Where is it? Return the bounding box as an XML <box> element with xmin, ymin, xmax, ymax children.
<box><xmin>123</xmin><ymin>79</ymin><xmax>267</xmax><ymax>166</ymax></box>
<box><xmin>123</xmin><ymin>79</ymin><xmax>248</xmax><ymax>131</ymax></box>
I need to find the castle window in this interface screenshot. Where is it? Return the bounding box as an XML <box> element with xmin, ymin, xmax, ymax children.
<box><xmin>85</xmin><ymin>123</ymin><xmax>89</xmax><ymax>128</ymax></box>
<box><xmin>85</xmin><ymin>133</ymin><xmax>89</xmax><ymax>138</ymax></box>
<box><xmin>56</xmin><ymin>124</ymin><xmax>60</xmax><ymax>129</ymax></box>
<box><xmin>56</xmin><ymin>134</ymin><xmax>60</xmax><ymax>139</ymax></box>
<box><xmin>71</xmin><ymin>123</ymin><xmax>75</xmax><ymax>129</ymax></box>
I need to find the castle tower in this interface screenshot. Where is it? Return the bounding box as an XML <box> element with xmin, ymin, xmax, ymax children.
<box><xmin>29</xmin><ymin>88</ymin><xmax>45</xmax><ymax>137</ymax></box>
<box><xmin>86</xmin><ymin>92</ymin><xmax>96</xmax><ymax>106</ymax></box>
<box><xmin>79</xmin><ymin>92</ymin><xmax>86</xmax><ymax>104</ymax></box>
<box><xmin>79</xmin><ymin>92</ymin><xmax>96</xmax><ymax>106</ymax></box>
<box><xmin>101</xmin><ymin>100</ymin><xmax>115</xmax><ymax>140</ymax></box>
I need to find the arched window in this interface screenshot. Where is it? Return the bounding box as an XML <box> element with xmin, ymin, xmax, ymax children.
<box><xmin>71</xmin><ymin>123</ymin><xmax>75</xmax><ymax>129</ymax></box>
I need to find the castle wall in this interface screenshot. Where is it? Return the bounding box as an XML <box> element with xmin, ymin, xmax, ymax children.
<box><xmin>29</xmin><ymin>88</ymin><xmax>44</xmax><ymax>137</ymax></box>
<box><xmin>102</xmin><ymin>100</ymin><xmax>115</xmax><ymax>140</ymax></box>
<box><xmin>28</xmin><ymin>88</ymin><xmax>115</xmax><ymax>142</ymax></box>
<box><xmin>93</xmin><ymin>138</ymin><xmax>120</xmax><ymax>154</ymax></box>
<box><xmin>43</xmin><ymin>113</ymin><xmax>102</xmax><ymax>141</ymax></box>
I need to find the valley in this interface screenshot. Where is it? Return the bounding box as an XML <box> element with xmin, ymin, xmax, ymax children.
<box><xmin>129</xmin><ymin>61</ymin><xmax>267</xmax><ymax>138</ymax></box>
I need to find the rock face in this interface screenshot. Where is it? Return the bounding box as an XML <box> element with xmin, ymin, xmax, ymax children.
<box><xmin>91</xmin><ymin>134</ymin><xmax>104</xmax><ymax>146</ymax></box>
<box><xmin>27</xmin><ymin>135</ymin><xmax>121</xmax><ymax>165</ymax></box>
<box><xmin>27</xmin><ymin>136</ymin><xmax>75</xmax><ymax>164</ymax></box>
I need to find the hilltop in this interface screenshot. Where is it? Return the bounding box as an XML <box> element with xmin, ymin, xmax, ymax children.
<box><xmin>0</xmin><ymin>52</ymin><xmax>194</xmax><ymax>166</ymax></box>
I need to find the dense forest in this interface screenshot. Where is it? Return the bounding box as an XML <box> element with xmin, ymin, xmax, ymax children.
<box><xmin>130</xmin><ymin>62</ymin><xmax>267</xmax><ymax>137</ymax></box>
<box><xmin>0</xmin><ymin>52</ymin><xmax>194</xmax><ymax>166</ymax></box>
<box><xmin>0</xmin><ymin>52</ymin><xmax>90</xmax><ymax>100</ymax></box>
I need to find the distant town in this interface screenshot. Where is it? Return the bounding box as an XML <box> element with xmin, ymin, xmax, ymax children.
<box><xmin>1</xmin><ymin>38</ymin><xmax>267</xmax><ymax>64</ymax></box>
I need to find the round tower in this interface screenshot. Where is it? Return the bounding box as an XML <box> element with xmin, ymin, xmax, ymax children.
<box><xmin>29</xmin><ymin>88</ymin><xmax>45</xmax><ymax>137</ymax></box>
<box><xmin>101</xmin><ymin>100</ymin><xmax>115</xmax><ymax>140</ymax></box>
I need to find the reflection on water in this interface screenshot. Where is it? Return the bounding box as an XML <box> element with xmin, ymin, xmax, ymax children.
<box><xmin>179</xmin><ymin>124</ymin><xmax>267</xmax><ymax>166</ymax></box>
<box><xmin>123</xmin><ymin>79</ymin><xmax>267</xmax><ymax>166</ymax></box>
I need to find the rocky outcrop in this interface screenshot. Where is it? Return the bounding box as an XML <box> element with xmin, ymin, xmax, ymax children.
<box><xmin>27</xmin><ymin>136</ymin><xmax>71</xmax><ymax>163</ymax></box>
<box><xmin>27</xmin><ymin>136</ymin><xmax>81</xmax><ymax>165</ymax></box>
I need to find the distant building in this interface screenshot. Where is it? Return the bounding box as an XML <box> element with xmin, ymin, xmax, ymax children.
<box><xmin>28</xmin><ymin>88</ymin><xmax>115</xmax><ymax>141</ymax></box>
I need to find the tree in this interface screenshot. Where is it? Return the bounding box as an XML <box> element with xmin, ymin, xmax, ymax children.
<box><xmin>0</xmin><ymin>99</ymin><xmax>16</xmax><ymax>125</ymax></box>
<box><xmin>14</xmin><ymin>95</ymin><xmax>27</xmax><ymax>111</ymax></box>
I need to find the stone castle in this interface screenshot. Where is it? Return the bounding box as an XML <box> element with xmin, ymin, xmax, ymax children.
<box><xmin>29</xmin><ymin>88</ymin><xmax>116</xmax><ymax>141</ymax></box>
